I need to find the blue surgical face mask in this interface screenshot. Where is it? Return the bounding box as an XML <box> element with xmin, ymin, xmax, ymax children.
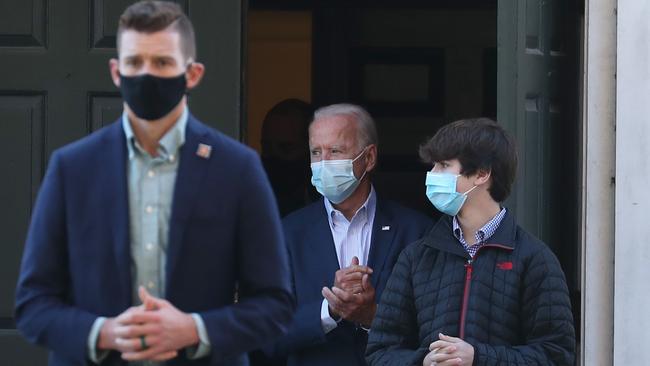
<box><xmin>425</xmin><ymin>172</ymin><xmax>477</xmax><ymax>216</ymax></box>
<box><xmin>311</xmin><ymin>148</ymin><xmax>368</xmax><ymax>204</ymax></box>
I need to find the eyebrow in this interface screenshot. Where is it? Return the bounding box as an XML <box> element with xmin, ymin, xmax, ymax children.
<box><xmin>121</xmin><ymin>55</ymin><xmax>177</xmax><ymax>63</ymax></box>
<box><xmin>152</xmin><ymin>55</ymin><xmax>177</xmax><ymax>62</ymax></box>
<box><xmin>329</xmin><ymin>145</ymin><xmax>346</xmax><ymax>151</ymax></box>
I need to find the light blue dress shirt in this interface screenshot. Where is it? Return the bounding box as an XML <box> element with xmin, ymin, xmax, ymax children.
<box><xmin>86</xmin><ymin>108</ymin><xmax>211</xmax><ymax>364</ymax></box>
<box><xmin>319</xmin><ymin>187</ymin><xmax>377</xmax><ymax>333</ymax></box>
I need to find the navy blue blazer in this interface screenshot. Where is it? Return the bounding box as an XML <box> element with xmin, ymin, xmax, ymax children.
<box><xmin>278</xmin><ymin>198</ymin><xmax>431</xmax><ymax>366</ymax></box>
<box><xmin>15</xmin><ymin>115</ymin><xmax>293</xmax><ymax>366</ymax></box>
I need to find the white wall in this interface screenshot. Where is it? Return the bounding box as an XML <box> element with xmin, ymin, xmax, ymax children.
<box><xmin>614</xmin><ymin>0</ymin><xmax>650</xmax><ymax>364</ymax></box>
<box><xmin>582</xmin><ymin>0</ymin><xmax>616</xmax><ymax>365</ymax></box>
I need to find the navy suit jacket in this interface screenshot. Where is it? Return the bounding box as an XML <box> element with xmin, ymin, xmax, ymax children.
<box><xmin>278</xmin><ymin>198</ymin><xmax>431</xmax><ymax>366</ymax></box>
<box><xmin>15</xmin><ymin>115</ymin><xmax>293</xmax><ymax>366</ymax></box>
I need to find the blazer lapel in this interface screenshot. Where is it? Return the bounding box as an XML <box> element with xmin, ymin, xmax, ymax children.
<box><xmin>310</xmin><ymin>203</ymin><xmax>341</xmax><ymax>287</ymax></box>
<box><xmin>107</xmin><ymin>121</ymin><xmax>132</xmax><ymax>305</ymax></box>
<box><xmin>165</xmin><ymin>116</ymin><xmax>211</xmax><ymax>291</ymax></box>
<box><xmin>367</xmin><ymin>199</ymin><xmax>397</xmax><ymax>289</ymax></box>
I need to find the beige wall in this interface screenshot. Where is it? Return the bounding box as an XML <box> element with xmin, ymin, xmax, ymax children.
<box><xmin>582</xmin><ymin>0</ymin><xmax>650</xmax><ymax>364</ymax></box>
<box><xmin>581</xmin><ymin>0</ymin><xmax>616</xmax><ymax>365</ymax></box>
<box><xmin>614</xmin><ymin>0</ymin><xmax>650</xmax><ymax>364</ymax></box>
<box><xmin>246</xmin><ymin>11</ymin><xmax>312</xmax><ymax>152</ymax></box>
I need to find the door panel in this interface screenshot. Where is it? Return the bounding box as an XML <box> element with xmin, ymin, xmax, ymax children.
<box><xmin>0</xmin><ymin>0</ymin><xmax>47</xmax><ymax>47</ymax></box>
<box><xmin>0</xmin><ymin>95</ymin><xmax>45</xmax><ymax>335</ymax></box>
<box><xmin>497</xmin><ymin>0</ymin><xmax>580</xmax><ymax>340</ymax></box>
<box><xmin>498</xmin><ymin>0</ymin><xmax>578</xmax><ymax>252</ymax></box>
<box><xmin>0</xmin><ymin>0</ymin><xmax>242</xmax><ymax>362</ymax></box>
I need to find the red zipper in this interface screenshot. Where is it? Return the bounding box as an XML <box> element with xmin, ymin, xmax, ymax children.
<box><xmin>457</xmin><ymin>244</ymin><xmax>513</xmax><ymax>338</ymax></box>
<box><xmin>459</xmin><ymin>259</ymin><xmax>473</xmax><ymax>339</ymax></box>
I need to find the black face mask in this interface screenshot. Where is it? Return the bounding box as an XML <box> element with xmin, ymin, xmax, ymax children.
<box><xmin>119</xmin><ymin>72</ymin><xmax>187</xmax><ymax>120</ymax></box>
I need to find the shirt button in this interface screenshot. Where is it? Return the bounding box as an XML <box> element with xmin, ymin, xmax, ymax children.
<box><xmin>169</xmin><ymin>154</ymin><xmax>175</xmax><ymax>163</ymax></box>
<box><xmin>146</xmin><ymin>243</ymin><xmax>154</xmax><ymax>251</ymax></box>
<box><xmin>147</xmin><ymin>281</ymin><xmax>155</xmax><ymax>289</ymax></box>
<box><xmin>145</xmin><ymin>205</ymin><xmax>153</xmax><ymax>214</ymax></box>
<box><xmin>147</xmin><ymin>170</ymin><xmax>155</xmax><ymax>178</ymax></box>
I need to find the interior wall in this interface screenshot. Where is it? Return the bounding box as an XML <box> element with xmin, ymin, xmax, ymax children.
<box><xmin>337</xmin><ymin>8</ymin><xmax>497</xmax><ymax>155</ymax></box>
<box><xmin>246</xmin><ymin>10</ymin><xmax>312</xmax><ymax>152</ymax></box>
<box><xmin>315</xmin><ymin>7</ymin><xmax>496</xmax><ymax>214</ymax></box>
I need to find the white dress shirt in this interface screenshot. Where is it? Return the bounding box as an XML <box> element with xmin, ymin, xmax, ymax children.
<box><xmin>320</xmin><ymin>186</ymin><xmax>377</xmax><ymax>333</ymax></box>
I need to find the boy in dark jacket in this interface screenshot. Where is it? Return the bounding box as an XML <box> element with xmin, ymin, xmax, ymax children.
<box><xmin>366</xmin><ymin>118</ymin><xmax>575</xmax><ymax>366</ymax></box>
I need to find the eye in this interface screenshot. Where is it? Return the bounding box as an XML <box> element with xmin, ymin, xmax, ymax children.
<box><xmin>124</xmin><ymin>58</ymin><xmax>141</xmax><ymax>67</ymax></box>
<box><xmin>155</xmin><ymin>58</ymin><xmax>170</xmax><ymax>67</ymax></box>
<box><xmin>310</xmin><ymin>150</ymin><xmax>321</xmax><ymax>157</ymax></box>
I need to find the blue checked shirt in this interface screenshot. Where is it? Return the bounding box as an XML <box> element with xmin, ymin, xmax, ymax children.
<box><xmin>453</xmin><ymin>208</ymin><xmax>507</xmax><ymax>258</ymax></box>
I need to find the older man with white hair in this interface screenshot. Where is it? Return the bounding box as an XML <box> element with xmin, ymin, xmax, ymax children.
<box><xmin>274</xmin><ymin>104</ymin><xmax>431</xmax><ymax>366</ymax></box>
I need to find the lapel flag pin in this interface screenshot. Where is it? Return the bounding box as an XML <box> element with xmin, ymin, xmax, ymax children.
<box><xmin>196</xmin><ymin>143</ymin><xmax>212</xmax><ymax>159</ymax></box>
<box><xmin>381</xmin><ymin>225</ymin><xmax>390</xmax><ymax>231</ymax></box>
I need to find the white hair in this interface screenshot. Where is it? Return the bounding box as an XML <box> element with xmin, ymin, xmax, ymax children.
<box><xmin>312</xmin><ymin>103</ymin><xmax>379</xmax><ymax>151</ymax></box>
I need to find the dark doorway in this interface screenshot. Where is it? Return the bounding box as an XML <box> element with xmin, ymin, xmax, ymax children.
<box><xmin>249</xmin><ymin>0</ymin><xmax>497</xmax><ymax>217</ymax></box>
<box><xmin>248</xmin><ymin>0</ymin><xmax>581</xmax><ymax>364</ymax></box>
<box><xmin>311</xmin><ymin>1</ymin><xmax>497</xmax><ymax>217</ymax></box>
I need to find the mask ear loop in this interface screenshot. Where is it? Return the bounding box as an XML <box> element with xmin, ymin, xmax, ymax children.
<box><xmin>353</xmin><ymin>145</ymin><xmax>370</xmax><ymax>181</ymax></box>
<box><xmin>463</xmin><ymin>185</ymin><xmax>479</xmax><ymax>195</ymax></box>
<box><xmin>453</xmin><ymin>174</ymin><xmax>478</xmax><ymax>195</ymax></box>
<box><xmin>352</xmin><ymin>145</ymin><xmax>370</xmax><ymax>162</ymax></box>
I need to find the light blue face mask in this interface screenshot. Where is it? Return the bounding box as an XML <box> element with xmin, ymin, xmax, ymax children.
<box><xmin>425</xmin><ymin>172</ymin><xmax>477</xmax><ymax>216</ymax></box>
<box><xmin>311</xmin><ymin>148</ymin><xmax>367</xmax><ymax>204</ymax></box>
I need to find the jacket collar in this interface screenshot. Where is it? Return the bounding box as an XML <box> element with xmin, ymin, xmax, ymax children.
<box><xmin>367</xmin><ymin>197</ymin><xmax>398</xmax><ymax>289</ymax></box>
<box><xmin>165</xmin><ymin>114</ymin><xmax>211</xmax><ymax>288</ymax></box>
<box><xmin>423</xmin><ymin>210</ymin><xmax>517</xmax><ymax>258</ymax></box>
<box><xmin>106</xmin><ymin>120</ymin><xmax>132</xmax><ymax>306</ymax></box>
<box><xmin>309</xmin><ymin>202</ymin><xmax>341</xmax><ymax>285</ymax></box>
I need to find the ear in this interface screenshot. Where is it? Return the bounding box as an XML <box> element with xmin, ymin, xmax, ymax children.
<box><xmin>185</xmin><ymin>62</ymin><xmax>205</xmax><ymax>90</ymax></box>
<box><xmin>474</xmin><ymin>168</ymin><xmax>492</xmax><ymax>186</ymax></box>
<box><xmin>109</xmin><ymin>58</ymin><xmax>121</xmax><ymax>88</ymax></box>
<box><xmin>364</xmin><ymin>144</ymin><xmax>378</xmax><ymax>172</ymax></box>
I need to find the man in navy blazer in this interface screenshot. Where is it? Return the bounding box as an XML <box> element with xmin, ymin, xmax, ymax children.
<box><xmin>275</xmin><ymin>104</ymin><xmax>431</xmax><ymax>366</ymax></box>
<box><xmin>14</xmin><ymin>2</ymin><xmax>292</xmax><ymax>365</ymax></box>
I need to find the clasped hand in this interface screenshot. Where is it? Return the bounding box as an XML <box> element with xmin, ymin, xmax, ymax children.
<box><xmin>98</xmin><ymin>286</ymin><xmax>199</xmax><ymax>361</ymax></box>
<box><xmin>422</xmin><ymin>333</ymin><xmax>474</xmax><ymax>366</ymax></box>
<box><xmin>321</xmin><ymin>256</ymin><xmax>377</xmax><ymax>328</ymax></box>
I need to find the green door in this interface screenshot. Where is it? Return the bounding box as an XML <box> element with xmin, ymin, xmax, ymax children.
<box><xmin>0</xmin><ymin>0</ymin><xmax>242</xmax><ymax>363</ymax></box>
<box><xmin>497</xmin><ymin>0</ymin><xmax>580</xmax><ymax>314</ymax></box>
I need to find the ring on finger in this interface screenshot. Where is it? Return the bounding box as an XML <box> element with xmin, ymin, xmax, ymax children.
<box><xmin>140</xmin><ymin>335</ymin><xmax>148</xmax><ymax>350</ymax></box>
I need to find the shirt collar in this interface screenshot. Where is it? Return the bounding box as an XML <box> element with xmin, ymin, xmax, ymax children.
<box><xmin>453</xmin><ymin>207</ymin><xmax>507</xmax><ymax>246</ymax></box>
<box><xmin>122</xmin><ymin>107</ymin><xmax>188</xmax><ymax>161</ymax></box>
<box><xmin>324</xmin><ymin>185</ymin><xmax>376</xmax><ymax>225</ymax></box>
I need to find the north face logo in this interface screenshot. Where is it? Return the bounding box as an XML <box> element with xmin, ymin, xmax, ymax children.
<box><xmin>497</xmin><ymin>261</ymin><xmax>513</xmax><ymax>270</ymax></box>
